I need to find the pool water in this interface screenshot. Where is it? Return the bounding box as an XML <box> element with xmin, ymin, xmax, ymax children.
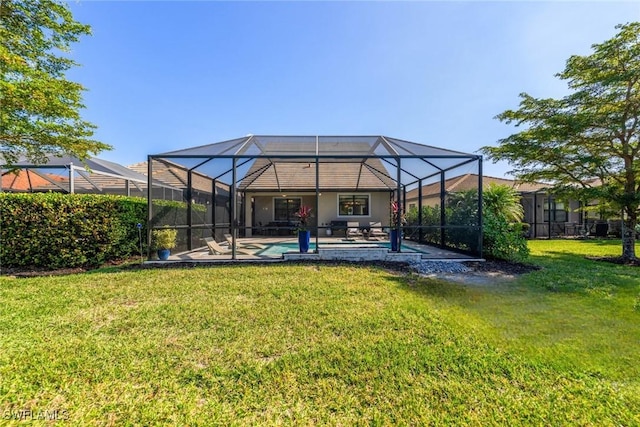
<box><xmin>256</xmin><ymin>242</ymin><xmax>316</xmax><ymax>256</ymax></box>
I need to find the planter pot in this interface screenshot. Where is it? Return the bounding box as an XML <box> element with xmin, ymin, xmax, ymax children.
<box><xmin>298</xmin><ymin>230</ymin><xmax>311</xmax><ymax>253</ymax></box>
<box><xmin>390</xmin><ymin>229</ymin><xmax>399</xmax><ymax>251</ymax></box>
<box><xmin>157</xmin><ymin>249</ymin><xmax>171</xmax><ymax>260</ymax></box>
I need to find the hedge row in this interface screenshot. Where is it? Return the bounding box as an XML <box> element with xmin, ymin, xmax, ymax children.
<box><xmin>1</xmin><ymin>193</ymin><xmax>148</xmax><ymax>269</ymax></box>
<box><xmin>404</xmin><ymin>189</ymin><xmax>529</xmax><ymax>262</ymax></box>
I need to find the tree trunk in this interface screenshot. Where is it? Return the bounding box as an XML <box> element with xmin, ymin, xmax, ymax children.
<box><xmin>622</xmin><ymin>212</ymin><xmax>637</xmax><ymax>261</ymax></box>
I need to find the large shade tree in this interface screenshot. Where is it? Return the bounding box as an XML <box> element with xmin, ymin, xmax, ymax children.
<box><xmin>483</xmin><ymin>22</ymin><xmax>640</xmax><ymax>261</ymax></box>
<box><xmin>0</xmin><ymin>0</ymin><xmax>110</xmax><ymax>167</ymax></box>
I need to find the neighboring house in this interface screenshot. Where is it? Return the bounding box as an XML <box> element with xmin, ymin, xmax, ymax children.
<box><xmin>128</xmin><ymin>160</ymin><xmax>231</xmax><ymax>227</ymax></box>
<box><xmin>405</xmin><ymin>173</ymin><xmax>595</xmax><ymax>238</ymax></box>
<box><xmin>1</xmin><ymin>169</ymin><xmax>68</xmax><ymax>192</ymax></box>
<box><xmin>128</xmin><ymin>160</ymin><xmax>227</xmax><ymax>203</ymax></box>
<box><xmin>0</xmin><ymin>155</ymin><xmax>149</xmax><ymax>196</ymax></box>
<box><xmin>0</xmin><ymin>155</ymin><xmax>210</xmax><ymax>203</ymax></box>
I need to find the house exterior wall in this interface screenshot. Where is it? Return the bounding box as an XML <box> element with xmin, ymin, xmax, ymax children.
<box><xmin>521</xmin><ymin>193</ymin><xmax>583</xmax><ymax>237</ymax></box>
<box><xmin>406</xmin><ymin>194</ymin><xmax>439</xmax><ymax>209</ymax></box>
<box><xmin>244</xmin><ymin>191</ymin><xmax>392</xmax><ymax>236</ymax></box>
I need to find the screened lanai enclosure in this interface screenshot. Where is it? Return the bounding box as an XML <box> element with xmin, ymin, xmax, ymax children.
<box><xmin>0</xmin><ymin>155</ymin><xmax>183</xmax><ymax>199</ymax></box>
<box><xmin>148</xmin><ymin>135</ymin><xmax>483</xmax><ymax>259</ymax></box>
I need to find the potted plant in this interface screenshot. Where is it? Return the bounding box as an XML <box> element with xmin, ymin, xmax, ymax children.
<box><xmin>152</xmin><ymin>228</ymin><xmax>177</xmax><ymax>260</ymax></box>
<box><xmin>294</xmin><ymin>205</ymin><xmax>313</xmax><ymax>253</ymax></box>
<box><xmin>390</xmin><ymin>201</ymin><xmax>406</xmax><ymax>251</ymax></box>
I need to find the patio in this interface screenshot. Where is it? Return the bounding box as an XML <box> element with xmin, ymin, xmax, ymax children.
<box><xmin>148</xmin><ymin>236</ymin><xmax>478</xmax><ymax>263</ymax></box>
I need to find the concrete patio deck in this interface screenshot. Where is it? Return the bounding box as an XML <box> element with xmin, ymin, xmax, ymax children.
<box><xmin>146</xmin><ymin>236</ymin><xmax>480</xmax><ymax>264</ymax></box>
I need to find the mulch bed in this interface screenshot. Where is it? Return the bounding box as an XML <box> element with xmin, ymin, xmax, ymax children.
<box><xmin>1</xmin><ymin>266</ymin><xmax>89</xmax><ymax>278</ymax></box>
<box><xmin>463</xmin><ymin>260</ymin><xmax>541</xmax><ymax>275</ymax></box>
<box><xmin>1</xmin><ymin>258</ymin><xmax>138</xmax><ymax>278</ymax></box>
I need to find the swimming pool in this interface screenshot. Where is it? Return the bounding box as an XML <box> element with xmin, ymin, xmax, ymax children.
<box><xmin>256</xmin><ymin>242</ymin><xmax>316</xmax><ymax>256</ymax></box>
<box><xmin>255</xmin><ymin>241</ymin><xmax>422</xmax><ymax>256</ymax></box>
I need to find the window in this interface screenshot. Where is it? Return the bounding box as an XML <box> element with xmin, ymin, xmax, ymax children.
<box><xmin>274</xmin><ymin>197</ymin><xmax>301</xmax><ymax>221</ymax></box>
<box><xmin>544</xmin><ymin>201</ymin><xmax>567</xmax><ymax>222</ymax></box>
<box><xmin>338</xmin><ymin>194</ymin><xmax>369</xmax><ymax>216</ymax></box>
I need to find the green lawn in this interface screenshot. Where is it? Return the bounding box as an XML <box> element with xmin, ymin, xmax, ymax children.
<box><xmin>0</xmin><ymin>240</ymin><xmax>639</xmax><ymax>425</ymax></box>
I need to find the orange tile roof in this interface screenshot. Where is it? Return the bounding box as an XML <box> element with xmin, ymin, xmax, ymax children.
<box><xmin>1</xmin><ymin>170</ymin><xmax>68</xmax><ymax>192</ymax></box>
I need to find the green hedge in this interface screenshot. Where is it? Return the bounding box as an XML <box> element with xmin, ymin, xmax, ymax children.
<box><xmin>1</xmin><ymin>193</ymin><xmax>147</xmax><ymax>269</ymax></box>
<box><xmin>404</xmin><ymin>188</ymin><xmax>529</xmax><ymax>262</ymax></box>
<box><xmin>151</xmin><ymin>199</ymin><xmax>207</xmax><ymax>227</ymax></box>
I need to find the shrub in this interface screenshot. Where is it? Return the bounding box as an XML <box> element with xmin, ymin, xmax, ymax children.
<box><xmin>482</xmin><ymin>184</ymin><xmax>529</xmax><ymax>262</ymax></box>
<box><xmin>152</xmin><ymin>229</ymin><xmax>177</xmax><ymax>250</ymax></box>
<box><xmin>151</xmin><ymin>199</ymin><xmax>207</xmax><ymax>227</ymax></box>
<box><xmin>0</xmin><ymin>193</ymin><xmax>147</xmax><ymax>269</ymax></box>
<box><xmin>404</xmin><ymin>205</ymin><xmax>441</xmax><ymax>244</ymax></box>
<box><xmin>407</xmin><ymin>185</ymin><xmax>530</xmax><ymax>262</ymax></box>
<box><xmin>483</xmin><ymin>211</ymin><xmax>530</xmax><ymax>262</ymax></box>
<box><xmin>446</xmin><ymin>190</ymin><xmax>480</xmax><ymax>252</ymax></box>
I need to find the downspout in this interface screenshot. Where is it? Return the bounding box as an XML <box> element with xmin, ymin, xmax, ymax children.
<box><xmin>402</xmin><ymin>186</ymin><xmax>407</xmax><ymax>217</ymax></box>
<box><xmin>69</xmin><ymin>163</ymin><xmax>75</xmax><ymax>194</ymax></box>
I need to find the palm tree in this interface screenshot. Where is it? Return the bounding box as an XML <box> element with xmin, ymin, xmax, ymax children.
<box><xmin>483</xmin><ymin>183</ymin><xmax>524</xmax><ymax>223</ymax></box>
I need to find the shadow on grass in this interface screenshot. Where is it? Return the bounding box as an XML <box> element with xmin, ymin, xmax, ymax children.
<box><xmin>1</xmin><ymin>260</ymin><xmax>146</xmax><ymax>278</ymax></box>
<box><xmin>4</xmin><ymin>258</ymin><xmax>284</xmax><ymax>278</ymax></box>
<box><xmin>383</xmin><ymin>272</ymin><xmax>469</xmax><ymax>300</ymax></box>
<box><xmin>385</xmin><ymin>249</ymin><xmax>640</xmax><ymax>301</ymax></box>
<box><xmin>522</xmin><ymin>251</ymin><xmax>640</xmax><ymax>294</ymax></box>
<box><xmin>574</xmin><ymin>238</ymin><xmax>622</xmax><ymax>247</ymax></box>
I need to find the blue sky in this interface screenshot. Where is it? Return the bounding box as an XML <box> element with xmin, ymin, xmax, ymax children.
<box><xmin>66</xmin><ymin>1</ymin><xmax>640</xmax><ymax>178</ymax></box>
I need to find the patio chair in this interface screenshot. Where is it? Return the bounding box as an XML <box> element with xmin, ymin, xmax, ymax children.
<box><xmin>347</xmin><ymin>222</ymin><xmax>363</xmax><ymax>239</ymax></box>
<box><xmin>368</xmin><ymin>222</ymin><xmax>388</xmax><ymax>240</ymax></box>
<box><xmin>203</xmin><ymin>237</ymin><xmax>254</xmax><ymax>255</ymax></box>
<box><xmin>223</xmin><ymin>233</ymin><xmax>267</xmax><ymax>249</ymax></box>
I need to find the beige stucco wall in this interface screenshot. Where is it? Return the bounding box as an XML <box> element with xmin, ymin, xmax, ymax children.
<box><xmin>244</xmin><ymin>191</ymin><xmax>392</xmax><ymax>236</ymax></box>
<box><xmin>317</xmin><ymin>191</ymin><xmax>392</xmax><ymax>228</ymax></box>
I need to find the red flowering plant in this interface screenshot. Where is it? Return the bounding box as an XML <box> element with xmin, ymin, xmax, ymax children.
<box><xmin>390</xmin><ymin>201</ymin><xmax>406</xmax><ymax>230</ymax></box>
<box><xmin>294</xmin><ymin>205</ymin><xmax>313</xmax><ymax>231</ymax></box>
